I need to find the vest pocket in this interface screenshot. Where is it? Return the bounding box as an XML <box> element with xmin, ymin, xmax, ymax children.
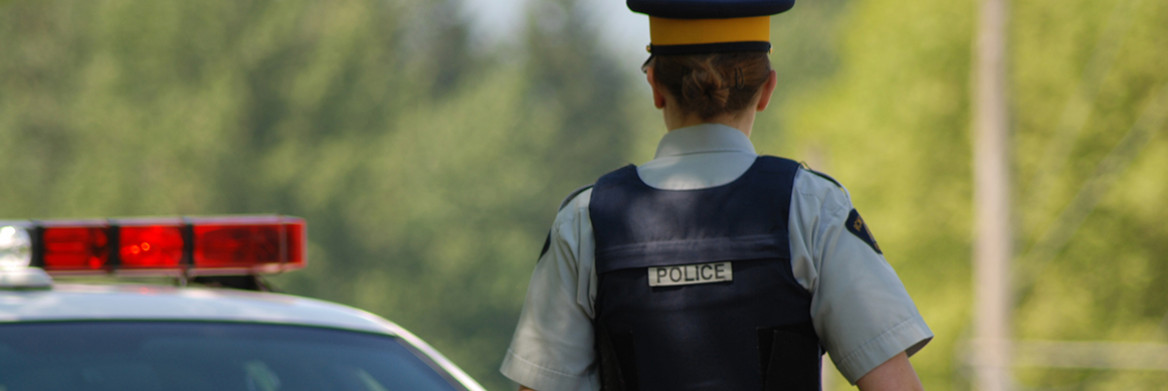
<box><xmin>758</xmin><ymin>326</ymin><xmax>821</xmax><ymax>391</ymax></box>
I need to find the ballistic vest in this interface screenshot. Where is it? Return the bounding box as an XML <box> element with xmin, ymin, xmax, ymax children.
<box><xmin>589</xmin><ymin>156</ymin><xmax>821</xmax><ymax>391</ymax></box>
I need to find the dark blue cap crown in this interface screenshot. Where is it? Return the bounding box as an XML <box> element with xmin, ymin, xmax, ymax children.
<box><xmin>627</xmin><ymin>0</ymin><xmax>795</xmax><ymax>19</ymax></box>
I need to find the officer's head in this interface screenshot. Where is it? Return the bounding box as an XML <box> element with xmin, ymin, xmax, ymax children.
<box><xmin>629</xmin><ymin>0</ymin><xmax>794</xmax><ymax>121</ymax></box>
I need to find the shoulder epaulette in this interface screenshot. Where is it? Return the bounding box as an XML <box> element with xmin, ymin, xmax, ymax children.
<box><xmin>559</xmin><ymin>185</ymin><xmax>594</xmax><ymax>211</ymax></box>
<box><xmin>798</xmin><ymin>161</ymin><xmax>843</xmax><ymax>189</ymax></box>
<box><xmin>538</xmin><ymin>185</ymin><xmax>595</xmax><ymax>260</ymax></box>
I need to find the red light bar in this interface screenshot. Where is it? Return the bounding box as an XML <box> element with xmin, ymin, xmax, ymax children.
<box><xmin>120</xmin><ymin>219</ymin><xmax>185</xmax><ymax>270</ymax></box>
<box><xmin>190</xmin><ymin>216</ymin><xmax>306</xmax><ymax>274</ymax></box>
<box><xmin>41</xmin><ymin>223</ymin><xmax>109</xmax><ymax>271</ymax></box>
<box><xmin>30</xmin><ymin>216</ymin><xmax>305</xmax><ymax>276</ymax></box>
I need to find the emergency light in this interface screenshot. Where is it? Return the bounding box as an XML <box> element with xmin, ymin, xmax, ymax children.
<box><xmin>0</xmin><ymin>215</ymin><xmax>305</xmax><ymax>276</ymax></box>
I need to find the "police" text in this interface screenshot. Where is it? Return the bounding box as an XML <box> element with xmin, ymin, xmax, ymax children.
<box><xmin>647</xmin><ymin>261</ymin><xmax>733</xmax><ymax>287</ymax></box>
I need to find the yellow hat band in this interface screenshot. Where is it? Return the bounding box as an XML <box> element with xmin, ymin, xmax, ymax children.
<box><xmin>649</xmin><ymin>16</ymin><xmax>771</xmax><ymax>47</ymax></box>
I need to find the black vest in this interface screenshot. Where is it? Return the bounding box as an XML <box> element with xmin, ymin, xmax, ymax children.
<box><xmin>589</xmin><ymin>156</ymin><xmax>821</xmax><ymax>391</ymax></box>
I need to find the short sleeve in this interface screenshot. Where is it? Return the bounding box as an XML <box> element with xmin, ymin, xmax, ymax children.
<box><xmin>787</xmin><ymin>169</ymin><xmax>933</xmax><ymax>384</ymax></box>
<box><xmin>500</xmin><ymin>189</ymin><xmax>600</xmax><ymax>391</ymax></box>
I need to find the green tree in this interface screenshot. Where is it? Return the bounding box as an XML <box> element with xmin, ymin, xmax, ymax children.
<box><xmin>765</xmin><ymin>0</ymin><xmax>1168</xmax><ymax>389</ymax></box>
<box><xmin>5</xmin><ymin>0</ymin><xmax>1166</xmax><ymax>389</ymax></box>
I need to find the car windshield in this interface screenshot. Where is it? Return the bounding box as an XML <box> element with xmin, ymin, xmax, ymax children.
<box><xmin>0</xmin><ymin>321</ymin><xmax>467</xmax><ymax>391</ymax></box>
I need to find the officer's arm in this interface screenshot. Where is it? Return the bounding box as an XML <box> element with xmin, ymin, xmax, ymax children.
<box><xmin>855</xmin><ymin>352</ymin><xmax>924</xmax><ymax>391</ymax></box>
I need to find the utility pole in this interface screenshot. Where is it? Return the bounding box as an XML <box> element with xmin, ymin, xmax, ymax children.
<box><xmin>972</xmin><ymin>0</ymin><xmax>1012</xmax><ymax>389</ymax></box>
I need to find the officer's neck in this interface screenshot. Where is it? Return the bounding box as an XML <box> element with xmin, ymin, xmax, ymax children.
<box><xmin>663</xmin><ymin>106</ymin><xmax>756</xmax><ymax>137</ymax></box>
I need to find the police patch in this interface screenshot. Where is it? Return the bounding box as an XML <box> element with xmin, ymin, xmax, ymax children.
<box><xmin>648</xmin><ymin>261</ymin><xmax>733</xmax><ymax>287</ymax></box>
<box><xmin>845</xmin><ymin>209</ymin><xmax>882</xmax><ymax>254</ymax></box>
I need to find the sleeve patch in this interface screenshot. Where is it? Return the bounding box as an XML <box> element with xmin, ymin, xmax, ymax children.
<box><xmin>845</xmin><ymin>209</ymin><xmax>882</xmax><ymax>254</ymax></box>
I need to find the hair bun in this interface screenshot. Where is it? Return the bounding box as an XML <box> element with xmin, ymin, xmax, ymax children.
<box><xmin>681</xmin><ymin>63</ymin><xmax>731</xmax><ymax>118</ymax></box>
<box><xmin>651</xmin><ymin>52</ymin><xmax>771</xmax><ymax>120</ymax></box>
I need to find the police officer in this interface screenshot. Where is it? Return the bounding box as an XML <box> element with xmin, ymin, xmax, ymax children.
<box><xmin>501</xmin><ymin>1</ymin><xmax>932</xmax><ymax>390</ymax></box>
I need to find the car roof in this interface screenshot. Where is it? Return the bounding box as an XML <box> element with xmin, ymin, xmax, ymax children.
<box><xmin>0</xmin><ymin>281</ymin><xmax>486</xmax><ymax>391</ymax></box>
<box><xmin>0</xmin><ymin>283</ymin><xmax>395</xmax><ymax>333</ymax></box>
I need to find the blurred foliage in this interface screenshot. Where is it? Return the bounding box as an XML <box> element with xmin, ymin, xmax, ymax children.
<box><xmin>771</xmin><ymin>0</ymin><xmax>1168</xmax><ymax>389</ymax></box>
<box><xmin>2</xmin><ymin>0</ymin><xmax>1166</xmax><ymax>390</ymax></box>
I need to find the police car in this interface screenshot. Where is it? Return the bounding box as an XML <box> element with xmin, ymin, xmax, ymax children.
<box><xmin>0</xmin><ymin>215</ymin><xmax>486</xmax><ymax>391</ymax></box>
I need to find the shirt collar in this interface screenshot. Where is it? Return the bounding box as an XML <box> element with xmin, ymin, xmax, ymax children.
<box><xmin>654</xmin><ymin>123</ymin><xmax>757</xmax><ymax>159</ymax></box>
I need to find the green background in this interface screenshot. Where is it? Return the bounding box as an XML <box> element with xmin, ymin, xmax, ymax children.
<box><xmin>3</xmin><ymin>0</ymin><xmax>1167</xmax><ymax>389</ymax></box>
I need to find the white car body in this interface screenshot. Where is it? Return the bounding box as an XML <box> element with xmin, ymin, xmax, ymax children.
<box><xmin>0</xmin><ymin>276</ymin><xmax>486</xmax><ymax>391</ymax></box>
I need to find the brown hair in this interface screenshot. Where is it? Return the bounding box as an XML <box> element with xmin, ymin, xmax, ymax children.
<box><xmin>648</xmin><ymin>52</ymin><xmax>772</xmax><ymax>120</ymax></box>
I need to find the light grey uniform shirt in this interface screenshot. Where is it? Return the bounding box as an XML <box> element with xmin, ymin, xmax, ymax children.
<box><xmin>501</xmin><ymin>124</ymin><xmax>932</xmax><ymax>391</ymax></box>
